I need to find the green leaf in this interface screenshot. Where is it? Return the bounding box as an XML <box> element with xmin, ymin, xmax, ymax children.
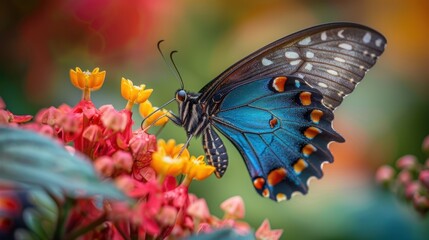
<box><xmin>0</xmin><ymin>126</ymin><xmax>128</xmax><ymax>201</ymax></box>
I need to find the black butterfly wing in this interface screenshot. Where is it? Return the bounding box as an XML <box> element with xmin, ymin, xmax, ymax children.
<box><xmin>199</xmin><ymin>22</ymin><xmax>386</xmax><ymax>110</ymax></box>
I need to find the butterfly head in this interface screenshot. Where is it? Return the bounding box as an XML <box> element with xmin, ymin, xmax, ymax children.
<box><xmin>175</xmin><ymin>89</ymin><xmax>187</xmax><ymax>103</ymax></box>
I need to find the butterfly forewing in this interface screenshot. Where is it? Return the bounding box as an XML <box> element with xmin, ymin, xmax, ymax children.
<box><xmin>200</xmin><ymin>22</ymin><xmax>386</xmax><ymax>110</ymax></box>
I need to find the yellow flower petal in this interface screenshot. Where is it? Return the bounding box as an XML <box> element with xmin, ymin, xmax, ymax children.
<box><xmin>139</xmin><ymin>100</ymin><xmax>153</xmax><ymax>116</ymax></box>
<box><xmin>183</xmin><ymin>155</ymin><xmax>215</xmax><ymax>181</ymax></box>
<box><xmin>121</xmin><ymin>78</ymin><xmax>153</xmax><ymax>108</ymax></box>
<box><xmin>136</xmin><ymin>88</ymin><xmax>153</xmax><ymax>103</ymax></box>
<box><xmin>139</xmin><ymin>101</ymin><xmax>169</xmax><ymax>128</ymax></box>
<box><xmin>151</xmin><ymin>139</ymin><xmax>190</xmax><ymax>177</ymax></box>
<box><xmin>70</xmin><ymin>67</ymin><xmax>106</xmax><ymax>92</ymax></box>
<box><xmin>90</xmin><ymin>69</ymin><xmax>106</xmax><ymax>90</ymax></box>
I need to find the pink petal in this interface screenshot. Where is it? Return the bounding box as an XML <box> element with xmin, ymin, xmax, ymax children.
<box><xmin>187</xmin><ymin>198</ymin><xmax>211</xmax><ymax>220</ymax></box>
<box><xmin>255</xmin><ymin>219</ymin><xmax>283</xmax><ymax>240</ymax></box>
<box><xmin>220</xmin><ymin>196</ymin><xmax>245</xmax><ymax>219</ymax></box>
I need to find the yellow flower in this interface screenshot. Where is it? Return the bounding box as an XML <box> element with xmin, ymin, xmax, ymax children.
<box><xmin>121</xmin><ymin>78</ymin><xmax>153</xmax><ymax>110</ymax></box>
<box><xmin>151</xmin><ymin>139</ymin><xmax>189</xmax><ymax>178</ymax></box>
<box><xmin>139</xmin><ymin>100</ymin><xmax>169</xmax><ymax>128</ymax></box>
<box><xmin>182</xmin><ymin>155</ymin><xmax>215</xmax><ymax>183</ymax></box>
<box><xmin>70</xmin><ymin>67</ymin><xmax>106</xmax><ymax>100</ymax></box>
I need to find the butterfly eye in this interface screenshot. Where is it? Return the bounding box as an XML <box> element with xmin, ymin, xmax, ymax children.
<box><xmin>176</xmin><ymin>90</ymin><xmax>187</xmax><ymax>102</ymax></box>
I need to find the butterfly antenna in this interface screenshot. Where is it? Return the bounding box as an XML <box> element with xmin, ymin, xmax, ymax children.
<box><xmin>157</xmin><ymin>40</ymin><xmax>184</xmax><ymax>89</ymax></box>
<box><xmin>170</xmin><ymin>50</ymin><xmax>184</xmax><ymax>89</ymax></box>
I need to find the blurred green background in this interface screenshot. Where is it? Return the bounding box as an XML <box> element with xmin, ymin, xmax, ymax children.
<box><xmin>1</xmin><ymin>0</ymin><xmax>428</xmax><ymax>239</ymax></box>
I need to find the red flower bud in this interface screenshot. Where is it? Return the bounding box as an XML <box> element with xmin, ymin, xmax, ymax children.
<box><xmin>419</xmin><ymin>170</ymin><xmax>429</xmax><ymax>191</ymax></box>
<box><xmin>396</xmin><ymin>155</ymin><xmax>417</xmax><ymax>170</ymax></box>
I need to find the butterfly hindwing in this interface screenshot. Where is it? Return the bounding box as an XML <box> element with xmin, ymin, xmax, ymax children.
<box><xmin>210</xmin><ymin>75</ymin><xmax>344</xmax><ymax>201</ymax></box>
<box><xmin>200</xmin><ymin>22</ymin><xmax>386</xmax><ymax>110</ymax></box>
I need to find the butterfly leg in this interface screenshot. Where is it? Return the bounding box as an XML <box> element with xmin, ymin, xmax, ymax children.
<box><xmin>166</xmin><ymin>110</ymin><xmax>182</xmax><ymax>125</ymax></box>
<box><xmin>203</xmin><ymin>127</ymin><xmax>228</xmax><ymax>178</ymax></box>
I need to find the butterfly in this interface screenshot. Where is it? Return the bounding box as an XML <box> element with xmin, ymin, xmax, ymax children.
<box><xmin>168</xmin><ymin>22</ymin><xmax>386</xmax><ymax>202</ymax></box>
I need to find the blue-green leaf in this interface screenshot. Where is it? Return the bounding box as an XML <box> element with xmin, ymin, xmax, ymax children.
<box><xmin>0</xmin><ymin>126</ymin><xmax>127</xmax><ymax>201</ymax></box>
<box><xmin>186</xmin><ymin>228</ymin><xmax>255</xmax><ymax>240</ymax></box>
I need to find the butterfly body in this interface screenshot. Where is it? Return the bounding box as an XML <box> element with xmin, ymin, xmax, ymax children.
<box><xmin>172</xmin><ymin>22</ymin><xmax>386</xmax><ymax>201</ymax></box>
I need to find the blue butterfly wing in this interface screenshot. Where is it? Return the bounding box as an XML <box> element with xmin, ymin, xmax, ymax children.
<box><xmin>211</xmin><ymin>75</ymin><xmax>343</xmax><ymax>201</ymax></box>
<box><xmin>196</xmin><ymin>23</ymin><xmax>386</xmax><ymax>201</ymax></box>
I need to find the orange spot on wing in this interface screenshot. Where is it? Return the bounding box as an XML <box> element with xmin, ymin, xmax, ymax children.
<box><xmin>299</xmin><ymin>92</ymin><xmax>312</xmax><ymax>106</ymax></box>
<box><xmin>267</xmin><ymin>168</ymin><xmax>287</xmax><ymax>186</ymax></box>
<box><xmin>310</xmin><ymin>109</ymin><xmax>323</xmax><ymax>124</ymax></box>
<box><xmin>269</xmin><ymin>117</ymin><xmax>278</xmax><ymax>128</ymax></box>
<box><xmin>304</xmin><ymin>126</ymin><xmax>322</xmax><ymax>139</ymax></box>
<box><xmin>272</xmin><ymin>76</ymin><xmax>288</xmax><ymax>92</ymax></box>
<box><xmin>302</xmin><ymin>144</ymin><xmax>317</xmax><ymax>157</ymax></box>
<box><xmin>262</xmin><ymin>188</ymin><xmax>270</xmax><ymax>198</ymax></box>
<box><xmin>276</xmin><ymin>193</ymin><xmax>287</xmax><ymax>202</ymax></box>
<box><xmin>293</xmin><ymin>158</ymin><xmax>308</xmax><ymax>174</ymax></box>
<box><xmin>253</xmin><ymin>177</ymin><xmax>265</xmax><ymax>190</ymax></box>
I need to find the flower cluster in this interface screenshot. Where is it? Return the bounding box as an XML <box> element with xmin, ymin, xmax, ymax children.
<box><xmin>0</xmin><ymin>67</ymin><xmax>283</xmax><ymax>239</ymax></box>
<box><xmin>375</xmin><ymin>135</ymin><xmax>429</xmax><ymax>216</ymax></box>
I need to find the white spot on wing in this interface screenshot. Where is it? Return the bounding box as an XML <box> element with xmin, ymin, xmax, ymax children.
<box><xmin>337</xmin><ymin>30</ymin><xmax>345</xmax><ymax>38</ymax></box>
<box><xmin>327</xmin><ymin>69</ymin><xmax>338</xmax><ymax>76</ymax></box>
<box><xmin>262</xmin><ymin>57</ymin><xmax>273</xmax><ymax>66</ymax></box>
<box><xmin>318</xmin><ymin>82</ymin><xmax>328</xmax><ymax>88</ymax></box>
<box><xmin>334</xmin><ymin>57</ymin><xmax>345</xmax><ymax>63</ymax></box>
<box><xmin>306</xmin><ymin>51</ymin><xmax>314</xmax><ymax>58</ymax></box>
<box><xmin>321</xmin><ymin>31</ymin><xmax>327</xmax><ymax>41</ymax></box>
<box><xmin>304</xmin><ymin>63</ymin><xmax>313</xmax><ymax>71</ymax></box>
<box><xmin>299</xmin><ymin>37</ymin><xmax>311</xmax><ymax>45</ymax></box>
<box><xmin>363</xmin><ymin>32</ymin><xmax>371</xmax><ymax>43</ymax></box>
<box><xmin>285</xmin><ymin>51</ymin><xmax>299</xmax><ymax>59</ymax></box>
<box><xmin>375</xmin><ymin>38</ymin><xmax>383</xmax><ymax>47</ymax></box>
<box><xmin>290</xmin><ymin>59</ymin><xmax>302</xmax><ymax>66</ymax></box>
<box><xmin>339</xmin><ymin>43</ymin><xmax>352</xmax><ymax>50</ymax></box>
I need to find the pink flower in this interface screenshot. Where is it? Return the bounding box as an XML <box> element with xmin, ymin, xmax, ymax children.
<box><xmin>112</xmin><ymin>150</ymin><xmax>133</xmax><ymax>174</ymax></box>
<box><xmin>130</xmin><ymin>130</ymin><xmax>157</xmax><ymax>181</ymax></box>
<box><xmin>100</xmin><ymin>105</ymin><xmax>128</xmax><ymax>132</ymax></box>
<box><xmin>419</xmin><ymin>170</ymin><xmax>429</xmax><ymax>190</ymax></box>
<box><xmin>133</xmin><ymin>167</ymin><xmax>157</xmax><ymax>182</ymax></box>
<box><xmin>36</xmin><ymin>106</ymin><xmax>63</xmax><ymax>126</ymax></box>
<box><xmin>157</xmin><ymin>206</ymin><xmax>178</xmax><ymax>226</ymax></box>
<box><xmin>375</xmin><ymin>165</ymin><xmax>395</xmax><ymax>184</ymax></box>
<box><xmin>413</xmin><ymin>192</ymin><xmax>429</xmax><ymax>215</ymax></box>
<box><xmin>220</xmin><ymin>196</ymin><xmax>245</xmax><ymax>219</ymax></box>
<box><xmin>398</xmin><ymin>170</ymin><xmax>412</xmax><ymax>185</ymax></box>
<box><xmin>396</xmin><ymin>155</ymin><xmax>417</xmax><ymax>170</ymax></box>
<box><xmin>187</xmin><ymin>199</ymin><xmax>211</xmax><ymax>220</ymax></box>
<box><xmin>255</xmin><ymin>219</ymin><xmax>283</xmax><ymax>240</ymax></box>
<box><xmin>164</xmin><ymin>185</ymin><xmax>189</xmax><ymax>209</ymax></box>
<box><xmin>404</xmin><ymin>182</ymin><xmax>419</xmax><ymax>200</ymax></box>
<box><xmin>94</xmin><ymin>156</ymin><xmax>114</xmax><ymax>177</ymax></box>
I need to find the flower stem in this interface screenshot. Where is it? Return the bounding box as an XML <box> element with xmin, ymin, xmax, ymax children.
<box><xmin>52</xmin><ymin>197</ymin><xmax>74</xmax><ymax>240</ymax></box>
<box><xmin>83</xmin><ymin>88</ymin><xmax>91</xmax><ymax>101</ymax></box>
<box><xmin>125</xmin><ymin>101</ymin><xmax>134</xmax><ymax>111</ymax></box>
<box><xmin>181</xmin><ymin>175</ymin><xmax>192</xmax><ymax>187</ymax></box>
<box><xmin>63</xmin><ymin>213</ymin><xmax>108</xmax><ymax>240</ymax></box>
